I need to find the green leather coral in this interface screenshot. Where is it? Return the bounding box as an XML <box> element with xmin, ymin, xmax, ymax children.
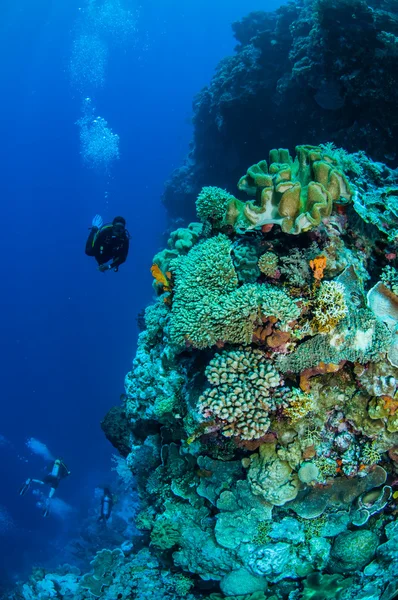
<box><xmin>226</xmin><ymin>145</ymin><xmax>352</xmax><ymax>235</ymax></box>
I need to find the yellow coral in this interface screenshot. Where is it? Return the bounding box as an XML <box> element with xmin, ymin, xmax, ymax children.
<box><xmin>151</xmin><ymin>263</ymin><xmax>172</xmax><ymax>291</ymax></box>
<box><xmin>312</xmin><ymin>280</ymin><xmax>348</xmax><ymax>333</ymax></box>
<box><xmin>283</xmin><ymin>389</ymin><xmax>315</xmax><ymax>423</ymax></box>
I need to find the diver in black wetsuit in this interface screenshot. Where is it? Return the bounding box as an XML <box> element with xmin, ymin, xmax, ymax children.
<box><xmin>98</xmin><ymin>488</ymin><xmax>113</xmax><ymax>523</ymax></box>
<box><xmin>85</xmin><ymin>215</ymin><xmax>130</xmax><ymax>272</ymax></box>
<box><xmin>19</xmin><ymin>458</ymin><xmax>71</xmax><ymax>517</ymax></box>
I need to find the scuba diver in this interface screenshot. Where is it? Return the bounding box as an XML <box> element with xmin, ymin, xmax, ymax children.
<box><xmin>19</xmin><ymin>458</ymin><xmax>71</xmax><ymax>517</ymax></box>
<box><xmin>85</xmin><ymin>215</ymin><xmax>130</xmax><ymax>272</ymax></box>
<box><xmin>98</xmin><ymin>487</ymin><xmax>114</xmax><ymax>523</ymax></box>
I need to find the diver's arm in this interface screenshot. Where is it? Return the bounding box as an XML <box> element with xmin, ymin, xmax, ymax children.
<box><xmin>85</xmin><ymin>227</ymin><xmax>98</xmax><ymax>256</ymax></box>
<box><xmin>109</xmin><ymin>238</ymin><xmax>129</xmax><ymax>271</ymax></box>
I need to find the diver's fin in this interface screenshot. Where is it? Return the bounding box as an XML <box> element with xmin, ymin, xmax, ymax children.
<box><xmin>19</xmin><ymin>479</ymin><xmax>31</xmax><ymax>496</ymax></box>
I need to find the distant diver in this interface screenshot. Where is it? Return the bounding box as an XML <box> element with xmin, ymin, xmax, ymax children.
<box><xmin>85</xmin><ymin>215</ymin><xmax>130</xmax><ymax>272</ymax></box>
<box><xmin>19</xmin><ymin>458</ymin><xmax>71</xmax><ymax>517</ymax></box>
<box><xmin>98</xmin><ymin>487</ymin><xmax>113</xmax><ymax>523</ymax></box>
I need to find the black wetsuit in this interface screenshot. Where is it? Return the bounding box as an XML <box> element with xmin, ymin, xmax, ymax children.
<box><xmin>43</xmin><ymin>461</ymin><xmax>70</xmax><ymax>489</ymax></box>
<box><xmin>85</xmin><ymin>225</ymin><xmax>129</xmax><ymax>270</ymax></box>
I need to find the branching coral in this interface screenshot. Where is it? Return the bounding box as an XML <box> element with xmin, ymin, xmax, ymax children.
<box><xmin>279</xmin><ymin>248</ymin><xmax>313</xmax><ymax>287</ymax></box>
<box><xmin>169</xmin><ymin>234</ymin><xmax>300</xmax><ymax>349</ymax></box>
<box><xmin>283</xmin><ymin>388</ymin><xmax>315</xmax><ymax>423</ymax></box>
<box><xmin>198</xmin><ymin>347</ymin><xmax>283</xmax><ymax>440</ymax></box>
<box><xmin>312</xmin><ymin>281</ymin><xmax>348</xmax><ymax>333</ymax></box>
<box><xmin>225</xmin><ymin>145</ymin><xmax>352</xmax><ymax>235</ymax></box>
<box><xmin>258</xmin><ymin>252</ymin><xmax>279</xmax><ymax>277</ymax></box>
<box><xmin>196</xmin><ymin>186</ymin><xmax>236</xmax><ymax>229</ymax></box>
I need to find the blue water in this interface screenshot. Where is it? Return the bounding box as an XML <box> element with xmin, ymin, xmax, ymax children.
<box><xmin>0</xmin><ymin>0</ymin><xmax>283</xmax><ymax>590</ymax></box>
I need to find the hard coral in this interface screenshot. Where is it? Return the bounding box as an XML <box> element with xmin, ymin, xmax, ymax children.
<box><xmin>283</xmin><ymin>388</ymin><xmax>315</xmax><ymax>422</ymax></box>
<box><xmin>258</xmin><ymin>251</ymin><xmax>279</xmax><ymax>277</ymax></box>
<box><xmin>245</xmin><ymin>443</ymin><xmax>300</xmax><ymax>506</ymax></box>
<box><xmin>198</xmin><ymin>347</ymin><xmax>283</xmax><ymax>440</ymax></box>
<box><xmin>312</xmin><ymin>281</ymin><xmax>348</xmax><ymax>333</ymax></box>
<box><xmin>169</xmin><ymin>234</ymin><xmax>300</xmax><ymax>349</ymax></box>
<box><xmin>196</xmin><ymin>186</ymin><xmax>236</xmax><ymax>229</ymax></box>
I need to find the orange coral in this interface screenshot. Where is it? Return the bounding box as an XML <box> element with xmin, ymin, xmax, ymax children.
<box><xmin>151</xmin><ymin>264</ymin><xmax>172</xmax><ymax>291</ymax></box>
<box><xmin>309</xmin><ymin>255</ymin><xmax>327</xmax><ymax>281</ymax></box>
<box><xmin>300</xmin><ymin>360</ymin><xmax>345</xmax><ymax>392</ymax></box>
<box><xmin>381</xmin><ymin>395</ymin><xmax>398</xmax><ymax>416</ymax></box>
<box><xmin>267</xmin><ymin>330</ymin><xmax>290</xmax><ymax>349</ymax></box>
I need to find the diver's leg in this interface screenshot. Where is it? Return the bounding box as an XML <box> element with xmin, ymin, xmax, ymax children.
<box><xmin>19</xmin><ymin>478</ymin><xmax>44</xmax><ymax>495</ymax></box>
<box><xmin>42</xmin><ymin>487</ymin><xmax>56</xmax><ymax>517</ymax></box>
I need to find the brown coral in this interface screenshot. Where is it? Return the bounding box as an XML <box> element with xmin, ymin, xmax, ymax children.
<box><xmin>300</xmin><ymin>361</ymin><xmax>346</xmax><ymax>392</ymax></box>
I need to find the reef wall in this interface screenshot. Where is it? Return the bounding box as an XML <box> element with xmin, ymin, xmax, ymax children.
<box><xmin>163</xmin><ymin>0</ymin><xmax>398</xmax><ymax>221</ymax></box>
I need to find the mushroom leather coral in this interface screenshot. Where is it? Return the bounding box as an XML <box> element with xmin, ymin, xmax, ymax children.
<box><xmin>225</xmin><ymin>145</ymin><xmax>352</xmax><ymax>235</ymax></box>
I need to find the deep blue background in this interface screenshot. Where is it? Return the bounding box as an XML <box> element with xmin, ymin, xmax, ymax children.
<box><xmin>0</xmin><ymin>0</ymin><xmax>282</xmax><ymax>587</ymax></box>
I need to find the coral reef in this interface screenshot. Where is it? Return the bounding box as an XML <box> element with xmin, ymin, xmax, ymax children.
<box><xmin>14</xmin><ymin>138</ymin><xmax>398</xmax><ymax>599</ymax></box>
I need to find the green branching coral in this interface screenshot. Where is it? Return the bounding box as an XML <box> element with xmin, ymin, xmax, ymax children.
<box><xmin>198</xmin><ymin>347</ymin><xmax>283</xmax><ymax>440</ymax></box>
<box><xmin>226</xmin><ymin>145</ymin><xmax>352</xmax><ymax>235</ymax></box>
<box><xmin>169</xmin><ymin>234</ymin><xmax>300</xmax><ymax>349</ymax></box>
<box><xmin>258</xmin><ymin>252</ymin><xmax>279</xmax><ymax>277</ymax></box>
<box><xmin>153</xmin><ymin>222</ymin><xmax>202</xmax><ymax>277</ymax></box>
<box><xmin>196</xmin><ymin>186</ymin><xmax>236</xmax><ymax>229</ymax></box>
<box><xmin>361</xmin><ymin>441</ymin><xmax>382</xmax><ymax>466</ymax></box>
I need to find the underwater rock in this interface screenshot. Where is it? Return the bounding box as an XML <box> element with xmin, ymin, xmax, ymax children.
<box><xmin>101</xmin><ymin>405</ymin><xmax>130</xmax><ymax>457</ymax></box>
<box><xmin>220</xmin><ymin>568</ymin><xmax>268</xmax><ymax>596</ymax></box>
<box><xmin>329</xmin><ymin>530</ymin><xmax>379</xmax><ymax>573</ymax></box>
<box><xmin>245</xmin><ymin>443</ymin><xmax>300</xmax><ymax>506</ymax></box>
